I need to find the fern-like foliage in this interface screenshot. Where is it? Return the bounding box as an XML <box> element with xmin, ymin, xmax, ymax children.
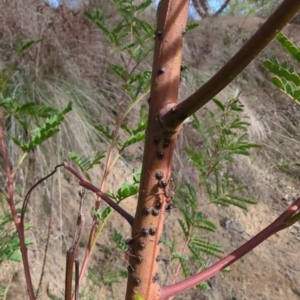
<box><xmin>163</xmin><ymin>94</ymin><xmax>258</xmax><ymax>288</ymax></box>
<box><xmin>168</xmin><ymin>181</ymin><xmax>223</xmax><ymax>282</ymax></box>
<box><xmin>112</xmin><ymin>231</ymin><xmax>128</xmax><ymax>251</ymax></box>
<box><xmin>0</xmin><ymin>197</ymin><xmax>33</xmax><ymax>264</ymax></box>
<box><xmin>263</xmin><ymin>32</ymin><xmax>300</xmax><ymax>104</ymax></box>
<box><xmin>67</xmin><ymin>151</ymin><xmax>105</xmax><ymax>181</ymax></box>
<box><xmin>86</xmin><ymin>0</ymin><xmax>154</xmax><ymax>155</ymax></box>
<box><xmin>0</xmin><ymin>98</ymin><xmax>73</xmax><ymax>152</ymax></box>
<box><xmin>186</xmin><ymin>96</ymin><xmax>258</xmax><ymax>210</ymax></box>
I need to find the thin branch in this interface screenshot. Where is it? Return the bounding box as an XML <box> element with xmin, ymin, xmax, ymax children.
<box><xmin>35</xmin><ymin>187</ymin><xmax>53</xmax><ymax>298</ymax></box>
<box><xmin>170</xmin><ymin>224</ymin><xmax>193</xmax><ymax>294</ymax></box>
<box><xmin>74</xmin><ymin>259</ymin><xmax>80</xmax><ymax>300</ymax></box>
<box><xmin>191</xmin><ymin>0</ymin><xmax>209</xmax><ymax>18</ymax></box>
<box><xmin>125</xmin><ymin>0</ymin><xmax>190</xmax><ymax>298</ymax></box>
<box><xmin>160</xmin><ymin>0</ymin><xmax>300</xmax><ymax>130</ymax></box>
<box><xmin>0</xmin><ymin>108</ymin><xmax>36</xmax><ymax>300</ymax></box>
<box><xmin>63</xmin><ymin>162</ymin><xmax>134</xmax><ymax>225</ymax></box>
<box><xmin>213</xmin><ymin>0</ymin><xmax>230</xmax><ymax>17</ymax></box>
<box><xmin>21</xmin><ymin>163</ymin><xmax>63</xmax><ymax>224</ymax></box>
<box><xmin>160</xmin><ymin>196</ymin><xmax>300</xmax><ymax>299</ymax></box>
<box><xmin>65</xmin><ymin>190</ymin><xmax>85</xmax><ymax>300</ymax></box>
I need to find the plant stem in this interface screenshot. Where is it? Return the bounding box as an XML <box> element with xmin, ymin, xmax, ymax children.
<box><xmin>63</xmin><ymin>162</ymin><xmax>134</xmax><ymax>225</ymax></box>
<box><xmin>125</xmin><ymin>1</ymin><xmax>189</xmax><ymax>299</ymax></box>
<box><xmin>161</xmin><ymin>0</ymin><xmax>300</xmax><ymax>129</ymax></box>
<box><xmin>0</xmin><ymin>108</ymin><xmax>36</xmax><ymax>300</ymax></box>
<box><xmin>160</xmin><ymin>196</ymin><xmax>300</xmax><ymax>299</ymax></box>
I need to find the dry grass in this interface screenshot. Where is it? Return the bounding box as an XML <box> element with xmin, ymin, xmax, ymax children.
<box><xmin>0</xmin><ymin>0</ymin><xmax>104</xmax><ymax>78</ymax></box>
<box><xmin>179</xmin><ymin>16</ymin><xmax>300</xmax><ymax>199</ymax></box>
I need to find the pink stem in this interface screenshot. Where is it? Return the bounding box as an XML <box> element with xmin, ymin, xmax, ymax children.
<box><xmin>63</xmin><ymin>162</ymin><xmax>134</xmax><ymax>225</ymax></box>
<box><xmin>160</xmin><ymin>196</ymin><xmax>300</xmax><ymax>299</ymax></box>
<box><xmin>0</xmin><ymin>109</ymin><xmax>36</xmax><ymax>299</ymax></box>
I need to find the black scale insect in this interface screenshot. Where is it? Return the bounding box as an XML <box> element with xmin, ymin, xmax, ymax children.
<box><xmin>156</xmin><ymin>150</ymin><xmax>164</xmax><ymax>159</ymax></box>
<box><xmin>143</xmin><ymin>207</ymin><xmax>152</xmax><ymax>216</ymax></box>
<box><xmin>158</xmin><ymin>67</ymin><xmax>166</xmax><ymax>74</ymax></box>
<box><xmin>149</xmin><ymin>227</ymin><xmax>157</xmax><ymax>236</ymax></box>
<box><xmin>152</xmin><ymin>272</ymin><xmax>159</xmax><ymax>283</ymax></box>
<box><xmin>138</xmin><ymin>240</ymin><xmax>146</xmax><ymax>250</ymax></box>
<box><xmin>152</xmin><ymin>208</ymin><xmax>160</xmax><ymax>216</ymax></box>
<box><xmin>142</xmin><ymin>227</ymin><xmax>150</xmax><ymax>237</ymax></box>
<box><xmin>125</xmin><ymin>246</ymin><xmax>145</xmax><ymax>265</ymax></box>
<box><xmin>155</xmin><ymin>171</ymin><xmax>176</xmax><ymax>204</ymax></box>
<box><xmin>156</xmin><ymin>29</ymin><xmax>164</xmax><ymax>39</ymax></box>
<box><xmin>133</xmin><ymin>274</ymin><xmax>142</xmax><ymax>286</ymax></box>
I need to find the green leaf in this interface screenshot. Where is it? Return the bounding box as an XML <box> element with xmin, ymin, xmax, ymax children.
<box><xmin>25</xmin><ymin>238</ymin><xmax>34</xmax><ymax>246</ymax></box>
<box><xmin>109</xmin><ymin>63</ymin><xmax>126</xmax><ymax>81</ymax></box>
<box><xmin>94</xmin><ymin>207</ymin><xmax>112</xmax><ymax>221</ymax></box>
<box><xmin>196</xmin><ymin>282</ymin><xmax>210</xmax><ymax>290</ymax></box>
<box><xmin>17</xmin><ymin>39</ymin><xmax>42</xmax><ymax>54</ymax></box>
<box><xmin>121</xmin><ymin>42</ymin><xmax>135</xmax><ymax>51</ymax></box>
<box><xmin>68</xmin><ymin>151</ymin><xmax>105</xmax><ymax>173</ymax></box>
<box><xmin>171</xmin><ymin>252</ymin><xmax>188</xmax><ymax>261</ymax></box>
<box><xmin>281</xmin><ymin>61</ymin><xmax>287</xmax><ymax>69</ymax></box>
<box><xmin>121</xmin><ymin>131</ymin><xmax>145</xmax><ymax>149</ymax></box>
<box><xmin>180</xmin><ymin>256</ymin><xmax>190</xmax><ymax>278</ymax></box>
<box><xmin>121</xmin><ymin>123</ymin><xmax>132</xmax><ymax>135</ymax></box>
<box><xmin>186</xmin><ymin>23</ymin><xmax>199</xmax><ymax>32</ymax></box>
<box><xmin>178</xmin><ymin>219</ymin><xmax>189</xmax><ymax>237</ymax></box>
<box><xmin>7</xmin><ymin>252</ymin><xmax>22</xmax><ymax>262</ymax></box>
<box><xmin>294</xmin><ymin>89</ymin><xmax>300</xmax><ymax>100</ymax></box>
<box><xmin>222</xmin><ymin>266</ymin><xmax>231</xmax><ymax>273</ymax></box>
<box><xmin>214</xmin><ymin>198</ymin><xmax>247</xmax><ymax>210</ymax></box>
<box><xmin>276</xmin><ymin>32</ymin><xmax>300</xmax><ymax>63</ymax></box>
<box><xmin>188</xmin><ymin>243</ymin><xmax>207</xmax><ymax>269</ymax></box>
<box><xmin>102</xmin><ymin>206</ymin><xmax>112</xmax><ymax>219</ymax></box>
<box><xmin>12</xmin><ymin>102</ymin><xmax>56</xmax><ymax>118</ymax></box>
<box><xmin>212</xmin><ymin>98</ymin><xmax>225</xmax><ymax>111</ymax></box>
<box><xmin>135</xmin><ymin>0</ymin><xmax>152</xmax><ymax>11</ymax></box>
<box><xmin>112</xmin><ymin>231</ymin><xmax>127</xmax><ymax>251</ymax></box>
<box><xmin>227</xmin><ymin>194</ymin><xmax>256</xmax><ymax>205</ymax></box>
<box><xmin>130</xmin><ymin>46</ymin><xmax>143</xmax><ymax>62</ymax></box>
<box><xmin>133</xmin><ymin>18</ymin><xmax>154</xmax><ymax>36</ymax></box>
<box><xmin>124</xmin><ymin>70</ymin><xmax>152</xmax><ymax>100</ymax></box>
<box><xmin>24</xmin><ymin>223</ymin><xmax>33</xmax><ymax>231</ymax></box>
<box><xmin>9</xmin><ymin>102</ymin><xmax>72</xmax><ymax>152</ymax></box>
<box><xmin>133</xmin><ymin>292</ymin><xmax>145</xmax><ymax>300</ymax></box>
<box><xmin>132</xmin><ymin>121</ymin><xmax>147</xmax><ymax>135</ymax></box>
<box><xmin>117</xmin><ymin>182</ymin><xmax>138</xmax><ymax>200</ymax></box>
<box><xmin>133</xmin><ymin>166</ymin><xmax>142</xmax><ymax>184</ymax></box>
<box><xmin>95</xmin><ymin>124</ymin><xmax>114</xmax><ymax>140</ymax></box>
<box><xmin>190</xmin><ymin>237</ymin><xmax>223</xmax><ymax>256</ymax></box>
<box><xmin>194</xmin><ymin>214</ymin><xmax>217</xmax><ymax>232</ymax></box>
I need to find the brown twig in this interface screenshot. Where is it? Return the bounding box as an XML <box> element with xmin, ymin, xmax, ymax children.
<box><xmin>65</xmin><ymin>189</ymin><xmax>85</xmax><ymax>300</ymax></box>
<box><xmin>63</xmin><ymin>162</ymin><xmax>134</xmax><ymax>225</ymax></box>
<box><xmin>160</xmin><ymin>196</ymin><xmax>300</xmax><ymax>299</ymax></box>
<box><xmin>160</xmin><ymin>0</ymin><xmax>300</xmax><ymax>130</ymax></box>
<box><xmin>74</xmin><ymin>259</ymin><xmax>80</xmax><ymax>300</ymax></box>
<box><xmin>35</xmin><ymin>187</ymin><xmax>53</xmax><ymax>298</ymax></box>
<box><xmin>0</xmin><ymin>108</ymin><xmax>36</xmax><ymax>299</ymax></box>
<box><xmin>74</xmin><ymin>57</ymin><xmax>132</xmax><ymax>291</ymax></box>
<box><xmin>213</xmin><ymin>0</ymin><xmax>231</xmax><ymax>17</ymax></box>
<box><xmin>21</xmin><ymin>163</ymin><xmax>63</xmax><ymax>225</ymax></box>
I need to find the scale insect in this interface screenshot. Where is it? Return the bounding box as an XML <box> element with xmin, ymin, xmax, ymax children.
<box><xmin>155</xmin><ymin>170</ymin><xmax>176</xmax><ymax>203</ymax></box>
<box><xmin>125</xmin><ymin>246</ymin><xmax>145</xmax><ymax>263</ymax></box>
<box><xmin>152</xmin><ymin>272</ymin><xmax>159</xmax><ymax>283</ymax></box>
